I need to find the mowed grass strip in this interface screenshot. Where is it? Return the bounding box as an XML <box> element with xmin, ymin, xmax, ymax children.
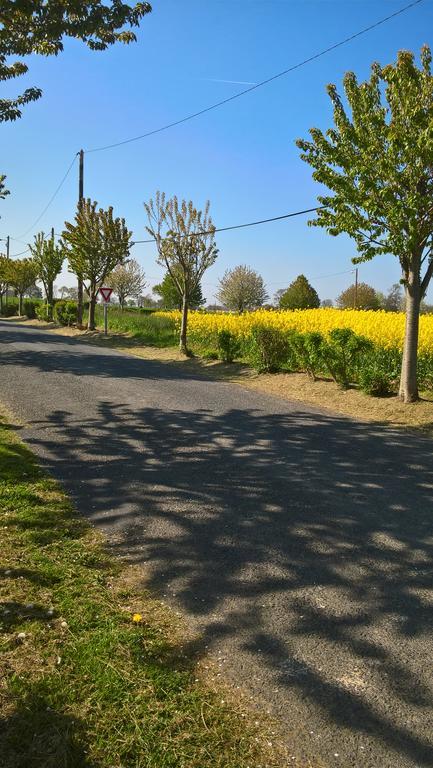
<box><xmin>0</xmin><ymin>421</ymin><xmax>282</xmax><ymax>768</ymax></box>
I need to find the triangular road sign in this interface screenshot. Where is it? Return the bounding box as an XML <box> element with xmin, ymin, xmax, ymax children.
<box><xmin>99</xmin><ymin>287</ymin><xmax>113</xmax><ymax>303</ymax></box>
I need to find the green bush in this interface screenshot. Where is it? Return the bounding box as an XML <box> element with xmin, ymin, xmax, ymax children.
<box><xmin>358</xmin><ymin>347</ymin><xmax>401</xmax><ymax>396</ymax></box>
<box><xmin>54</xmin><ymin>300</ymin><xmax>78</xmax><ymax>326</ymax></box>
<box><xmin>35</xmin><ymin>303</ymin><xmax>54</xmax><ymax>322</ymax></box>
<box><xmin>247</xmin><ymin>325</ymin><xmax>289</xmax><ymax>373</ymax></box>
<box><xmin>23</xmin><ymin>299</ymin><xmax>43</xmax><ymax>319</ymax></box>
<box><xmin>290</xmin><ymin>331</ymin><xmax>324</xmax><ymax>380</ymax></box>
<box><xmin>0</xmin><ymin>299</ymin><xmax>19</xmax><ymax>317</ymax></box>
<box><xmin>417</xmin><ymin>354</ymin><xmax>433</xmax><ymax>391</ymax></box>
<box><xmin>321</xmin><ymin>328</ymin><xmax>373</xmax><ymax>388</ymax></box>
<box><xmin>217</xmin><ymin>330</ymin><xmax>241</xmax><ymax>363</ymax></box>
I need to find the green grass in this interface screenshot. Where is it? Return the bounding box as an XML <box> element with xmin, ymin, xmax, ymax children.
<box><xmin>92</xmin><ymin>306</ymin><xmax>178</xmax><ymax>348</ymax></box>
<box><xmin>0</xmin><ymin>420</ymin><xmax>282</xmax><ymax>768</ymax></box>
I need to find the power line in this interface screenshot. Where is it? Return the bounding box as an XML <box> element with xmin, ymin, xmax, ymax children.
<box><xmin>132</xmin><ymin>206</ymin><xmax>322</xmax><ymax>244</ymax></box>
<box><xmin>85</xmin><ymin>0</ymin><xmax>424</xmax><ymax>153</ymax></box>
<box><xmin>15</xmin><ymin>154</ymin><xmax>78</xmax><ymax>239</ymax></box>
<box><xmin>9</xmin><ymin>247</ymin><xmax>30</xmax><ymax>258</ymax></box>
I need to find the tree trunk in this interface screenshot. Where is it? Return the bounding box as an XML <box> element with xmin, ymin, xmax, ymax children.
<box><xmin>47</xmin><ymin>283</ymin><xmax>54</xmax><ymax>321</ymax></box>
<box><xmin>179</xmin><ymin>293</ymin><xmax>189</xmax><ymax>355</ymax></box>
<box><xmin>77</xmin><ymin>276</ymin><xmax>84</xmax><ymax>328</ymax></box>
<box><xmin>399</xmin><ymin>280</ymin><xmax>421</xmax><ymax>403</ymax></box>
<box><xmin>18</xmin><ymin>292</ymin><xmax>23</xmax><ymax>316</ymax></box>
<box><xmin>87</xmin><ymin>293</ymin><xmax>97</xmax><ymax>331</ymax></box>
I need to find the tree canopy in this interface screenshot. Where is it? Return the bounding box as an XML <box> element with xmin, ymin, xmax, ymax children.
<box><xmin>216</xmin><ymin>265</ymin><xmax>268</xmax><ymax>313</ymax></box>
<box><xmin>278</xmin><ymin>275</ymin><xmax>320</xmax><ymax>310</ymax></box>
<box><xmin>297</xmin><ymin>46</ymin><xmax>433</xmax><ymax>401</ymax></box>
<box><xmin>337</xmin><ymin>282</ymin><xmax>380</xmax><ymax>311</ymax></box>
<box><xmin>0</xmin><ymin>1</ymin><xmax>151</xmax><ymax>121</ymax></box>
<box><xmin>108</xmin><ymin>259</ymin><xmax>146</xmax><ymax>308</ymax></box>
<box><xmin>144</xmin><ymin>192</ymin><xmax>218</xmax><ymax>354</ymax></box>
<box><xmin>153</xmin><ymin>271</ymin><xmax>205</xmax><ymax>310</ymax></box>
<box><xmin>30</xmin><ymin>232</ymin><xmax>64</xmax><ymax>319</ymax></box>
<box><xmin>62</xmin><ymin>199</ymin><xmax>131</xmax><ymax>330</ymax></box>
<box><xmin>6</xmin><ymin>257</ymin><xmax>38</xmax><ymax>315</ymax></box>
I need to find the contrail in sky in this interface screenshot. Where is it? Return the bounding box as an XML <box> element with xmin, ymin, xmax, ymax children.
<box><xmin>201</xmin><ymin>78</ymin><xmax>258</xmax><ymax>85</ymax></box>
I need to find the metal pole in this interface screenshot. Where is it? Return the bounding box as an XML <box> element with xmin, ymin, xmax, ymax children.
<box><xmin>104</xmin><ymin>302</ymin><xmax>108</xmax><ymax>336</ymax></box>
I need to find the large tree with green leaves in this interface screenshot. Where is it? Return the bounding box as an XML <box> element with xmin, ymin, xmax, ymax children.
<box><xmin>144</xmin><ymin>192</ymin><xmax>218</xmax><ymax>354</ymax></box>
<box><xmin>216</xmin><ymin>264</ymin><xmax>268</xmax><ymax>313</ymax></box>
<box><xmin>0</xmin><ymin>253</ymin><xmax>9</xmax><ymax>312</ymax></box>
<box><xmin>153</xmin><ymin>271</ymin><xmax>205</xmax><ymax>310</ymax></box>
<box><xmin>6</xmin><ymin>257</ymin><xmax>38</xmax><ymax>315</ymax></box>
<box><xmin>336</xmin><ymin>282</ymin><xmax>380</xmax><ymax>311</ymax></box>
<box><xmin>30</xmin><ymin>232</ymin><xmax>64</xmax><ymax>319</ymax></box>
<box><xmin>0</xmin><ymin>1</ymin><xmax>151</xmax><ymax>122</ymax></box>
<box><xmin>297</xmin><ymin>46</ymin><xmax>433</xmax><ymax>402</ymax></box>
<box><xmin>62</xmin><ymin>199</ymin><xmax>131</xmax><ymax>330</ymax></box>
<box><xmin>278</xmin><ymin>274</ymin><xmax>320</xmax><ymax>310</ymax></box>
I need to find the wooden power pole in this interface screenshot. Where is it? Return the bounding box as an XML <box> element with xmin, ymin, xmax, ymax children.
<box><xmin>77</xmin><ymin>149</ymin><xmax>84</xmax><ymax>326</ymax></box>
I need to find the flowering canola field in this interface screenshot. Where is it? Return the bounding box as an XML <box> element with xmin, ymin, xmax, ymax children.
<box><xmin>155</xmin><ymin>308</ymin><xmax>433</xmax><ymax>353</ymax></box>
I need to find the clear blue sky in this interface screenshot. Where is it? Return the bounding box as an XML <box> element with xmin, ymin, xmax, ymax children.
<box><xmin>2</xmin><ymin>0</ymin><xmax>433</xmax><ymax>303</ymax></box>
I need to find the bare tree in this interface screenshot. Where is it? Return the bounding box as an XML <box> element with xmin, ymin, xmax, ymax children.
<box><xmin>144</xmin><ymin>192</ymin><xmax>218</xmax><ymax>354</ymax></box>
<box><xmin>107</xmin><ymin>259</ymin><xmax>146</xmax><ymax>308</ymax></box>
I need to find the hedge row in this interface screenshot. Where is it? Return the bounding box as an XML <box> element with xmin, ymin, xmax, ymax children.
<box><xmin>190</xmin><ymin>324</ymin><xmax>433</xmax><ymax>396</ymax></box>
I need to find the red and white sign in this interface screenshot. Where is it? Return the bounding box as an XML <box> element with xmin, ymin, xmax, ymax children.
<box><xmin>99</xmin><ymin>287</ymin><xmax>113</xmax><ymax>303</ymax></box>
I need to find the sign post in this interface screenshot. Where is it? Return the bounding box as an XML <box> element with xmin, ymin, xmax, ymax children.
<box><xmin>98</xmin><ymin>287</ymin><xmax>113</xmax><ymax>336</ymax></box>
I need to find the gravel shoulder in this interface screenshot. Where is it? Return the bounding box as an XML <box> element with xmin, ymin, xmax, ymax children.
<box><xmin>1</xmin><ymin>320</ymin><xmax>432</xmax><ymax>768</ymax></box>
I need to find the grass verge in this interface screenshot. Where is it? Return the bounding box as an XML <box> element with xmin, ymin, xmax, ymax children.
<box><xmin>0</xmin><ymin>418</ymin><xmax>285</xmax><ymax>768</ymax></box>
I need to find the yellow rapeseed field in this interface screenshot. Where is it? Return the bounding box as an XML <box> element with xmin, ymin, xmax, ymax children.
<box><xmin>155</xmin><ymin>308</ymin><xmax>433</xmax><ymax>353</ymax></box>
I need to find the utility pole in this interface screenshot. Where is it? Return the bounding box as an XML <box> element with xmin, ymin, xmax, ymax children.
<box><xmin>51</xmin><ymin>227</ymin><xmax>55</xmax><ymax>242</ymax></box>
<box><xmin>77</xmin><ymin>149</ymin><xmax>84</xmax><ymax>326</ymax></box>
<box><xmin>354</xmin><ymin>267</ymin><xmax>359</xmax><ymax>309</ymax></box>
<box><xmin>4</xmin><ymin>235</ymin><xmax>10</xmax><ymax>309</ymax></box>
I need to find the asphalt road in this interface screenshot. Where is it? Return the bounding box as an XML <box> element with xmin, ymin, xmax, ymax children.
<box><xmin>1</xmin><ymin>320</ymin><xmax>432</xmax><ymax>768</ymax></box>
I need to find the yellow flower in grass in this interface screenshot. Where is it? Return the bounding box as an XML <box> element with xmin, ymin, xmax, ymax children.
<box><xmin>132</xmin><ymin>613</ymin><xmax>142</xmax><ymax>624</ymax></box>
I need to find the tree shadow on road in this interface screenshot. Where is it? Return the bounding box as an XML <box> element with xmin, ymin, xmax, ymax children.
<box><xmin>19</xmin><ymin>397</ymin><xmax>433</xmax><ymax>767</ymax></box>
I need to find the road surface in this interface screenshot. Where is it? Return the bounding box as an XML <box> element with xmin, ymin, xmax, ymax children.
<box><xmin>0</xmin><ymin>320</ymin><xmax>432</xmax><ymax>768</ymax></box>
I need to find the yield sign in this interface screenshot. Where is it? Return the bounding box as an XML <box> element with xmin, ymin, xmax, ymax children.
<box><xmin>99</xmin><ymin>287</ymin><xmax>113</xmax><ymax>303</ymax></box>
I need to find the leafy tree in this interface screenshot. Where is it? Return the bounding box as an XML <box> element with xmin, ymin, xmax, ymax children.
<box><xmin>59</xmin><ymin>285</ymin><xmax>78</xmax><ymax>300</ymax></box>
<box><xmin>216</xmin><ymin>265</ymin><xmax>268</xmax><ymax>313</ymax></box>
<box><xmin>144</xmin><ymin>192</ymin><xmax>218</xmax><ymax>354</ymax></box>
<box><xmin>26</xmin><ymin>283</ymin><xmax>43</xmax><ymax>299</ymax></box>
<box><xmin>321</xmin><ymin>298</ymin><xmax>333</xmax><ymax>308</ymax></box>
<box><xmin>337</xmin><ymin>282</ymin><xmax>380</xmax><ymax>310</ymax></box>
<box><xmin>0</xmin><ymin>1</ymin><xmax>151</xmax><ymax>122</ymax></box>
<box><xmin>383</xmin><ymin>283</ymin><xmax>404</xmax><ymax>312</ymax></box>
<box><xmin>7</xmin><ymin>258</ymin><xmax>38</xmax><ymax>315</ymax></box>
<box><xmin>30</xmin><ymin>232</ymin><xmax>64</xmax><ymax>319</ymax></box>
<box><xmin>107</xmin><ymin>259</ymin><xmax>146</xmax><ymax>308</ymax></box>
<box><xmin>0</xmin><ymin>253</ymin><xmax>9</xmax><ymax>311</ymax></box>
<box><xmin>279</xmin><ymin>275</ymin><xmax>320</xmax><ymax>310</ymax></box>
<box><xmin>62</xmin><ymin>199</ymin><xmax>131</xmax><ymax>330</ymax></box>
<box><xmin>297</xmin><ymin>47</ymin><xmax>433</xmax><ymax>402</ymax></box>
<box><xmin>273</xmin><ymin>288</ymin><xmax>285</xmax><ymax>307</ymax></box>
<box><xmin>153</xmin><ymin>271</ymin><xmax>205</xmax><ymax>310</ymax></box>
